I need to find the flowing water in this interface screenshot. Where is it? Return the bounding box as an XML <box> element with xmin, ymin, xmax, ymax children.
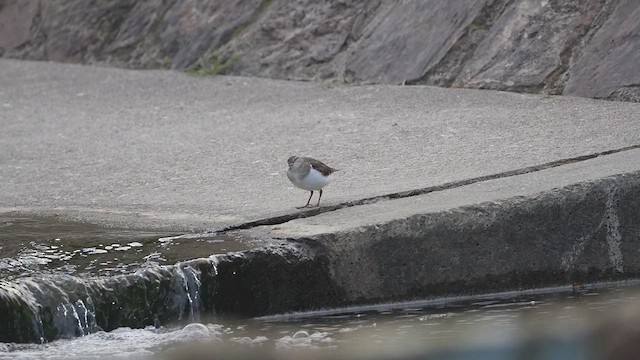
<box><xmin>3</xmin><ymin>285</ymin><xmax>640</xmax><ymax>359</ymax></box>
<box><xmin>0</xmin><ymin>215</ymin><xmax>252</xmax><ymax>279</ymax></box>
<box><xmin>1</xmin><ymin>215</ymin><xmax>639</xmax><ymax>359</ymax></box>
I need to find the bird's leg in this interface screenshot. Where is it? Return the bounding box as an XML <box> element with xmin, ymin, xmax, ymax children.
<box><xmin>316</xmin><ymin>189</ymin><xmax>323</xmax><ymax>207</ymax></box>
<box><xmin>296</xmin><ymin>191</ymin><xmax>313</xmax><ymax>209</ymax></box>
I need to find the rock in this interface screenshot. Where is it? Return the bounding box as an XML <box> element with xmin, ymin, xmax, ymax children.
<box><xmin>346</xmin><ymin>0</ymin><xmax>486</xmax><ymax>85</ymax></box>
<box><xmin>157</xmin><ymin>0</ymin><xmax>266</xmax><ymax>70</ymax></box>
<box><xmin>451</xmin><ymin>0</ymin><xmax>606</xmax><ymax>94</ymax></box>
<box><xmin>0</xmin><ymin>0</ymin><xmax>639</xmax><ymax>101</ymax></box>
<box><xmin>214</xmin><ymin>0</ymin><xmax>382</xmax><ymax>80</ymax></box>
<box><xmin>563</xmin><ymin>0</ymin><xmax>640</xmax><ymax>99</ymax></box>
<box><xmin>607</xmin><ymin>86</ymin><xmax>640</xmax><ymax>102</ymax></box>
<box><xmin>0</xmin><ymin>0</ymin><xmax>266</xmax><ymax>69</ymax></box>
<box><xmin>0</xmin><ymin>0</ymin><xmax>39</xmax><ymax>55</ymax></box>
<box><xmin>39</xmin><ymin>0</ymin><xmax>137</xmax><ymax>63</ymax></box>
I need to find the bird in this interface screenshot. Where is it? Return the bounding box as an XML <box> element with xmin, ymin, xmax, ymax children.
<box><xmin>287</xmin><ymin>156</ymin><xmax>338</xmax><ymax>208</ymax></box>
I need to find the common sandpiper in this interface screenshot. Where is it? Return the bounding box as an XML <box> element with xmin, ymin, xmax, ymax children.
<box><xmin>287</xmin><ymin>156</ymin><xmax>338</xmax><ymax>208</ymax></box>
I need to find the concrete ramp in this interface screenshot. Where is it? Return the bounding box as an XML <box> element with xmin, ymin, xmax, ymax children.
<box><xmin>1</xmin><ymin>59</ymin><xmax>638</xmax><ymax>231</ymax></box>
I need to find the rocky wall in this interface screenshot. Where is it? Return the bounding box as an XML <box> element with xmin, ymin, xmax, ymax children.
<box><xmin>0</xmin><ymin>1</ymin><xmax>638</xmax><ymax>96</ymax></box>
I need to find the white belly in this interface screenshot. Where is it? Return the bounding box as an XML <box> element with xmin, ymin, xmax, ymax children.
<box><xmin>291</xmin><ymin>168</ymin><xmax>331</xmax><ymax>191</ymax></box>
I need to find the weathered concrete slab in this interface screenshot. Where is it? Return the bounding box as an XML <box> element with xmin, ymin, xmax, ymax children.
<box><xmin>243</xmin><ymin>149</ymin><xmax>640</xmax><ymax>303</ymax></box>
<box><xmin>0</xmin><ymin>59</ymin><xmax>639</xmax><ymax>231</ymax></box>
<box><xmin>248</xmin><ymin>149</ymin><xmax>640</xmax><ymax>238</ymax></box>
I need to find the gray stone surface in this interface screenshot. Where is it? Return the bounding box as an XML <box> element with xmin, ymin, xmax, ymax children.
<box><xmin>103</xmin><ymin>0</ymin><xmax>269</xmax><ymax>70</ymax></box>
<box><xmin>0</xmin><ymin>0</ymin><xmax>39</xmax><ymax>54</ymax></box>
<box><xmin>563</xmin><ymin>0</ymin><xmax>640</xmax><ymax>99</ymax></box>
<box><xmin>214</xmin><ymin>0</ymin><xmax>382</xmax><ymax>81</ymax></box>
<box><xmin>0</xmin><ymin>0</ymin><xmax>266</xmax><ymax>69</ymax></box>
<box><xmin>451</xmin><ymin>0</ymin><xmax>605</xmax><ymax>93</ymax></box>
<box><xmin>345</xmin><ymin>0</ymin><xmax>484</xmax><ymax>85</ymax></box>
<box><xmin>1</xmin><ymin>0</ymin><xmax>640</xmax><ymax>100</ymax></box>
<box><xmin>1</xmin><ymin>60</ymin><xmax>639</xmax><ymax>231</ymax></box>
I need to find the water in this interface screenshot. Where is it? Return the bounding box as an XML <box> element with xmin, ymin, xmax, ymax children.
<box><xmin>0</xmin><ymin>215</ymin><xmax>253</xmax><ymax>279</ymax></box>
<box><xmin>2</xmin><ymin>285</ymin><xmax>640</xmax><ymax>359</ymax></box>
<box><xmin>2</xmin><ymin>215</ymin><xmax>640</xmax><ymax>359</ymax></box>
<box><xmin>0</xmin><ymin>215</ymin><xmax>265</xmax><ymax>344</ymax></box>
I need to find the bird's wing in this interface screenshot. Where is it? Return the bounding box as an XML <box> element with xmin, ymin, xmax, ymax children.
<box><xmin>305</xmin><ymin>157</ymin><xmax>337</xmax><ymax>176</ymax></box>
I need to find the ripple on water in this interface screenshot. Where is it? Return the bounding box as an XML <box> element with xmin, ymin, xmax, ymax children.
<box><xmin>0</xmin><ymin>215</ymin><xmax>257</xmax><ymax>278</ymax></box>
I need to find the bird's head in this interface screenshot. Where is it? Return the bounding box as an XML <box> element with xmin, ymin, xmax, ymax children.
<box><xmin>287</xmin><ymin>156</ymin><xmax>298</xmax><ymax>169</ymax></box>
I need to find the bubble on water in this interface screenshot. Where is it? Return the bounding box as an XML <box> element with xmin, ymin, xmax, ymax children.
<box><xmin>82</xmin><ymin>248</ymin><xmax>108</xmax><ymax>255</ymax></box>
<box><xmin>179</xmin><ymin>323</ymin><xmax>212</xmax><ymax>341</ymax></box>
<box><xmin>143</xmin><ymin>251</ymin><xmax>165</xmax><ymax>265</ymax></box>
<box><xmin>207</xmin><ymin>324</ymin><xmax>226</xmax><ymax>334</ymax></box>
<box><xmin>275</xmin><ymin>331</ymin><xmax>333</xmax><ymax>350</ymax></box>
<box><xmin>338</xmin><ymin>327</ymin><xmax>358</xmax><ymax>333</ymax></box>
<box><xmin>128</xmin><ymin>242</ymin><xmax>143</xmax><ymax>247</ymax></box>
<box><xmin>230</xmin><ymin>336</ymin><xmax>268</xmax><ymax>347</ymax></box>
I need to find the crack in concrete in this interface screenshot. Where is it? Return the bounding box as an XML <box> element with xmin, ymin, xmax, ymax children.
<box><xmin>216</xmin><ymin>144</ymin><xmax>640</xmax><ymax>233</ymax></box>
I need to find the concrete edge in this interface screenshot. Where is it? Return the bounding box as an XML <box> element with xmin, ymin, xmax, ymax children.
<box><xmin>285</xmin><ymin>170</ymin><xmax>640</xmax><ymax>306</ymax></box>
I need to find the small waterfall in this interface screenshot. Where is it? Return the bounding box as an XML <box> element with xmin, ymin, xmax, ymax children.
<box><xmin>0</xmin><ymin>279</ymin><xmax>45</xmax><ymax>343</ymax></box>
<box><xmin>0</xmin><ymin>258</ymin><xmax>219</xmax><ymax>343</ymax></box>
<box><xmin>1</xmin><ymin>276</ymin><xmax>101</xmax><ymax>342</ymax></box>
<box><xmin>169</xmin><ymin>265</ymin><xmax>202</xmax><ymax>322</ymax></box>
<box><xmin>0</xmin><ymin>243</ymin><xmax>311</xmax><ymax>344</ymax></box>
<box><xmin>53</xmin><ymin>299</ymin><xmax>97</xmax><ymax>338</ymax></box>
